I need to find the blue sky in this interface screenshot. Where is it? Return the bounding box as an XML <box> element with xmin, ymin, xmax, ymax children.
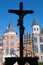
<box><xmin>0</xmin><ymin>0</ymin><xmax>43</xmax><ymax>36</ymax></box>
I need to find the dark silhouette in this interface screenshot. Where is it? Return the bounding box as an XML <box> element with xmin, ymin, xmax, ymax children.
<box><xmin>5</xmin><ymin>2</ymin><xmax>39</xmax><ymax>65</ymax></box>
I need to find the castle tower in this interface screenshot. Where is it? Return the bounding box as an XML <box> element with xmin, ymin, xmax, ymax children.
<box><xmin>32</xmin><ymin>18</ymin><xmax>41</xmax><ymax>62</ymax></box>
<box><xmin>32</xmin><ymin>18</ymin><xmax>40</xmax><ymax>34</ymax></box>
<box><xmin>3</xmin><ymin>23</ymin><xmax>20</xmax><ymax>62</ymax></box>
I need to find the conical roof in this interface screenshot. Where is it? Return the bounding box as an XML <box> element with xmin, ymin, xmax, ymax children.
<box><xmin>5</xmin><ymin>22</ymin><xmax>15</xmax><ymax>33</ymax></box>
<box><xmin>32</xmin><ymin>18</ymin><xmax>39</xmax><ymax>27</ymax></box>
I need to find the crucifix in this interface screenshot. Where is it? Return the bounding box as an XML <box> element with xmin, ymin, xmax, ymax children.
<box><xmin>8</xmin><ymin>2</ymin><xmax>34</xmax><ymax>58</ymax></box>
<box><xmin>5</xmin><ymin>2</ymin><xmax>39</xmax><ymax>65</ymax></box>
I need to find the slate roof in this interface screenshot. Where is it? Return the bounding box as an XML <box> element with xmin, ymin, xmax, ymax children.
<box><xmin>5</xmin><ymin>22</ymin><xmax>15</xmax><ymax>33</ymax></box>
<box><xmin>32</xmin><ymin>18</ymin><xmax>39</xmax><ymax>27</ymax></box>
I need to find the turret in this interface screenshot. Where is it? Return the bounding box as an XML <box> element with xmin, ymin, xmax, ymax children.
<box><xmin>32</xmin><ymin>18</ymin><xmax>40</xmax><ymax>34</ymax></box>
<box><xmin>4</xmin><ymin>22</ymin><xmax>16</xmax><ymax>35</ymax></box>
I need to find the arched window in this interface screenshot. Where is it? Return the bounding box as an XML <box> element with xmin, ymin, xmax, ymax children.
<box><xmin>34</xmin><ymin>28</ymin><xmax>36</xmax><ymax>31</ymax></box>
<box><xmin>37</xmin><ymin>28</ymin><xmax>38</xmax><ymax>31</ymax></box>
<box><xmin>10</xmin><ymin>48</ymin><xmax>14</xmax><ymax>55</ymax></box>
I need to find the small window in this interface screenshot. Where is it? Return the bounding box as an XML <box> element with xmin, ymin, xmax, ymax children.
<box><xmin>34</xmin><ymin>45</ymin><xmax>38</xmax><ymax>53</ymax></box>
<box><xmin>40</xmin><ymin>37</ymin><xmax>43</xmax><ymax>42</ymax></box>
<box><xmin>10</xmin><ymin>42</ymin><xmax>14</xmax><ymax>46</ymax></box>
<box><xmin>33</xmin><ymin>37</ymin><xmax>37</xmax><ymax>43</ymax></box>
<box><xmin>40</xmin><ymin>45</ymin><xmax>43</xmax><ymax>52</ymax></box>
<box><xmin>11</xmin><ymin>36</ymin><xmax>14</xmax><ymax>39</ymax></box>
<box><xmin>10</xmin><ymin>48</ymin><xmax>14</xmax><ymax>54</ymax></box>
<box><xmin>34</xmin><ymin>28</ymin><xmax>36</xmax><ymax>31</ymax></box>
<box><xmin>6</xmin><ymin>48</ymin><xmax>9</xmax><ymax>54</ymax></box>
<box><xmin>37</xmin><ymin>28</ymin><xmax>38</xmax><ymax>31</ymax></box>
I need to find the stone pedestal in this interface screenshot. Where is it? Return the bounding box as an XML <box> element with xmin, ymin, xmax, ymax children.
<box><xmin>5</xmin><ymin>57</ymin><xmax>39</xmax><ymax>65</ymax></box>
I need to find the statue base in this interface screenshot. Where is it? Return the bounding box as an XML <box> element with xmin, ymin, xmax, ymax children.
<box><xmin>5</xmin><ymin>57</ymin><xmax>39</xmax><ymax>65</ymax></box>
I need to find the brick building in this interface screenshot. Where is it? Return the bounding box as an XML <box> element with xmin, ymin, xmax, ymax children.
<box><xmin>32</xmin><ymin>18</ymin><xmax>43</xmax><ymax>62</ymax></box>
<box><xmin>23</xmin><ymin>33</ymin><xmax>34</xmax><ymax>57</ymax></box>
<box><xmin>2</xmin><ymin>23</ymin><xmax>20</xmax><ymax>62</ymax></box>
<box><xmin>0</xmin><ymin>18</ymin><xmax>43</xmax><ymax>63</ymax></box>
<box><xmin>23</xmin><ymin>18</ymin><xmax>43</xmax><ymax>62</ymax></box>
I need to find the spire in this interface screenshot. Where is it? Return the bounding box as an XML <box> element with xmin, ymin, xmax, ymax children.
<box><xmin>32</xmin><ymin>18</ymin><xmax>39</xmax><ymax>27</ymax></box>
<box><xmin>5</xmin><ymin>22</ymin><xmax>15</xmax><ymax>33</ymax></box>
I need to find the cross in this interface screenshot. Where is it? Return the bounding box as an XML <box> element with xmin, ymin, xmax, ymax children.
<box><xmin>8</xmin><ymin>2</ymin><xmax>34</xmax><ymax>58</ymax></box>
<box><xmin>5</xmin><ymin>2</ymin><xmax>39</xmax><ymax>65</ymax></box>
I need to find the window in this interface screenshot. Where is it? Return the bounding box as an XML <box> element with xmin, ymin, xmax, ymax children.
<box><xmin>33</xmin><ymin>37</ymin><xmax>37</xmax><ymax>43</ymax></box>
<box><xmin>37</xmin><ymin>28</ymin><xmax>38</xmax><ymax>31</ymax></box>
<box><xmin>34</xmin><ymin>28</ymin><xmax>36</xmax><ymax>31</ymax></box>
<box><xmin>40</xmin><ymin>45</ymin><xmax>43</xmax><ymax>52</ymax></box>
<box><xmin>40</xmin><ymin>37</ymin><xmax>43</xmax><ymax>42</ymax></box>
<box><xmin>34</xmin><ymin>45</ymin><xmax>38</xmax><ymax>53</ymax></box>
<box><xmin>10</xmin><ymin>42</ymin><xmax>14</xmax><ymax>46</ymax></box>
<box><xmin>41</xmin><ymin>56</ymin><xmax>43</xmax><ymax>62</ymax></box>
<box><xmin>11</xmin><ymin>36</ymin><xmax>14</xmax><ymax>39</ymax></box>
<box><xmin>10</xmin><ymin>48</ymin><xmax>14</xmax><ymax>55</ymax></box>
<box><xmin>0</xmin><ymin>43</ymin><xmax>2</xmax><ymax>46</ymax></box>
<box><xmin>6</xmin><ymin>43</ymin><xmax>8</xmax><ymax>47</ymax></box>
<box><xmin>6</xmin><ymin>48</ymin><xmax>9</xmax><ymax>54</ymax></box>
